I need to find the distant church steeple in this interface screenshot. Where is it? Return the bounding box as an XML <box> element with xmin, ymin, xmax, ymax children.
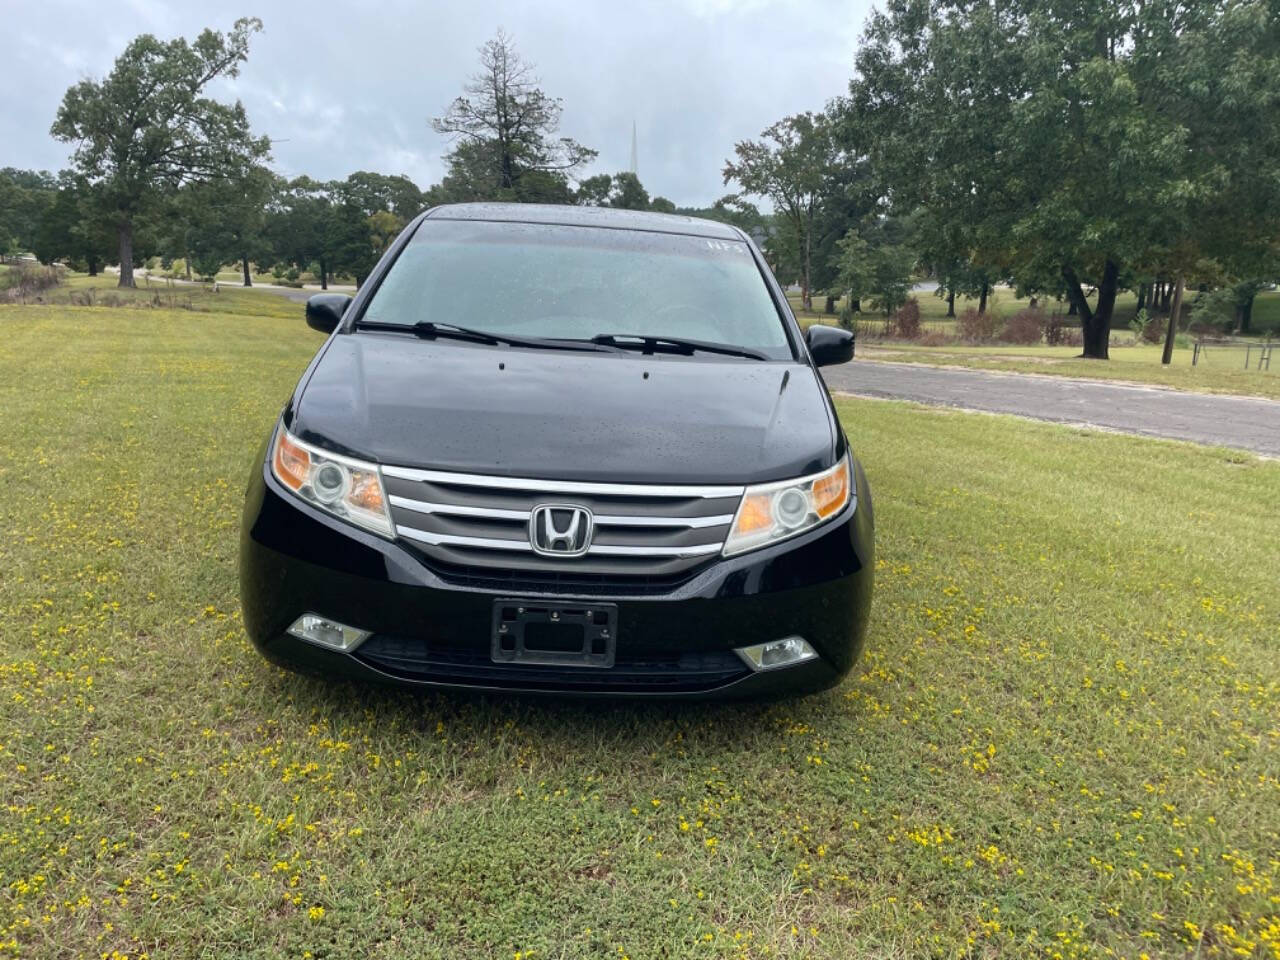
<box><xmin>629</xmin><ymin>120</ymin><xmax>638</xmax><ymax>177</ymax></box>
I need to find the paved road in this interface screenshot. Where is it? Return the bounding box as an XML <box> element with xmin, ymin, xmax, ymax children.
<box><xmin>822</xmin><ymin>360</ymin><xmax>1280</xmax><ymax>457</ymax></box>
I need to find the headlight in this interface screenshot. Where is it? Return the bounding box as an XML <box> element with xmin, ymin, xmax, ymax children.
<box><xmin>270</xmin><ymin>427</ymin><xmax>393</xmax><ymax>538</ymax></box>
<box><xmin>722</xmin><ymin>455</ymin><xmax>852</xmax><ymax>557</ymax></box>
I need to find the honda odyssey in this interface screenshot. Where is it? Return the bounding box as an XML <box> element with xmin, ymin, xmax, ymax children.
<box><xmin>239</xmin><ymin>203</ymin><xmax>873</xmax><ymax>698</ymax></box>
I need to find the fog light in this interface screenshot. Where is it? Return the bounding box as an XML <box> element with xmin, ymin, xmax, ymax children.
<box><xmin>735</xmin><ymin>636</ymin><xmax>819</xmax><ymax>671</ymax></box>
<box><xmin>287</xmin><ymin>613</ymin><xmax>371</xmax><ymax>653</ymax></box>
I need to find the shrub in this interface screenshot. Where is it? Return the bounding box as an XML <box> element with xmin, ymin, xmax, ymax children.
<box><xmin>837</xmin><ymin>302</ymin><xmax>855</xmax><ymax>332</ymax></box>
<box><xmin>1128</xmin><ymin>308</ymin><xmax>1167</xmax><ymax>343</ymax></box>
<box><xmin>848</xmin><ymin>316</ymin><xmax>888</xmax><ymax>340</ymax></box>
<box><xmin>1187</xmin><ymin>287</ymin><xmax>1236</xmax><ymax>332</ymax></box>
<box><xmin>1044</xmin><ymin>313</ymin><xmax>1072</xmax><ymax>346</ymax></box>
<box><xmin>999</xmin><ymin>308</ymin><xmax>1045</xmax><ymax>344</ymax></box>
<box><xmin>2</xmin><ymin>263</ymin><xmax>62</xmax><ymax>300</ymax></box>
<box><xmin>1140</xmin><ymin>315</ymin><xmax>1166</xmax><ymax>343</ymax></box>
<box><xmin>917</xmin><ymin>331</ymin><xmax>951</xmax><ymax>347</ymax></box>
<box><xmin>957</xmin><ymin>307</ymin><xmax>998</xmax><ymax>341</ymax></box>
<box><xmin>892</xmin><ymin>298</ymin><xmax>921</xmax><ymax>339</ymax></box>
<box><xmin>1128</xmin><ymin>308</ymin><xmax>1149</xmax><ymax>342</ymax></box>
<box><xmin>191</xmin><ymin>253</ymin><xmax>224</xmax><ymax>282</ymax></box>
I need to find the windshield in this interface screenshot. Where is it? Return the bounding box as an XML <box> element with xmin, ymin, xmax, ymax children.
<box><xmin>358</xmin><ymin>218</ymin><xmax>794</xmax><ymax>359</ymax></box>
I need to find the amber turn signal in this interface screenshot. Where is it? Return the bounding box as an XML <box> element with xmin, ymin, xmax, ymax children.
<box><xmin>273</xmin><ymin>432</ymin><xmax>310</xmax><ymax>490</ymax></box>
<box><xmin>812</xmin><ymin>459</ymin><xmax>849</xmax><ymax>519</ymax></box>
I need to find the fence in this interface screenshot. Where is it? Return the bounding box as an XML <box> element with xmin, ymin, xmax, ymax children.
<box><xmin>1192</xmin><ymin>337</ymin><xmax>1274</xmax><ymax>371</ymax></box>
<box><xmin>849</xmin><ymin>316</ymin><xmax>956</xmax><ymax>341</ymax></box>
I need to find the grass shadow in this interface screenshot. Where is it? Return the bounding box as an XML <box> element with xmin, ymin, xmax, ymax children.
<box><xmin>259</xmin><ymin>657</ymin><xmax>838</xmax><ymax>761</ymax></box>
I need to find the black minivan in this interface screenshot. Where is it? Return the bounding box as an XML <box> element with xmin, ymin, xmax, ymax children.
<box><xmin>239</xmin><ymin>203</ymin><xmax>873</xmax><ymax>698</ymax></box>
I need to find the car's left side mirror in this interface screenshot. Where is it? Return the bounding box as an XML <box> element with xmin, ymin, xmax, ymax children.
<box><xmin>305</xmin><ymin>293</ymin><xmax>353</xmax><ymax>334</ymax></box>
<box><xmin>805</xmin><ymin>324</ymin><xmax>855</xmax><ymax>367</ymax></box>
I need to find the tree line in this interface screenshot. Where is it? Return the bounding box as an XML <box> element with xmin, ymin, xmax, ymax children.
<box><xmin>721</xmin><ymin>0</ymin><xmax>1280</xmax><ymax>359</ymax></box>
<box><xmin>4</xmin><ymin>5</ymin><xmax>1278</xmax><ymax>362</ymax></box>
<box><xmin>0</xmin><ymin>25</ymin><xmax>686</xmax><ymax>290</ymax></box>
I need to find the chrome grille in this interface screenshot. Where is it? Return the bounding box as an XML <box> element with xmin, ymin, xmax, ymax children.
<box><xmin>382</xmin><ymin>465</ymin><xmax>742</xmax><ymax>586</ymax></box>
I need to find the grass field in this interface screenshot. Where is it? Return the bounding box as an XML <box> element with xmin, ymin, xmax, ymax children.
<box><xmin>9</xmin><ymin>265</ymin><xmax>1277</xmax><ymax>399</ymax></box>
<box><xmin>1</xmin><ymin>303</ymin><xmax>1278</xmax><ymax>959</ymax></box>
<box><xmin>1</xmin><ymin>264</ymin><xmax>328</xmax><ymax>320</ymax></box>
<box><xmin>789</xmin><ymin>286</ymin><xmax>1280</xmax><ymax>337</ymax></box>
<box><xmin>788</xmin><ymin>288</ymin><xmax>1280</xmax><ymax>399</ymax></box>
<box><xmin>56</xmin><ymin>272</ymin><xmax>303</xmax><ymax>319</ymax></box>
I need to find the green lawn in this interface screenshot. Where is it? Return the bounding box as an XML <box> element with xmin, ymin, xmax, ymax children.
<box><xmin>8</xmin><ymin>269</ymin><xmax>302</xmax><ymax>320</ymax></box>
<box><xmin>211</xmin><ymin>266</ymin><xmax>285</xmax><ymax>286</ymax></box>
<box><xmin>1</xmin><ymin>305</ymin><xmax>1277</xmax><ymax>959</ymax></box>
<box><xmin>788</xmin><ymin>287</ymin><xmax>1280</xmax><ymax>400</ymax></box>
<box><xmin>790</xmin><ymin>287</ymin><xmax>1280</xmax><ymax>337</ymax></box>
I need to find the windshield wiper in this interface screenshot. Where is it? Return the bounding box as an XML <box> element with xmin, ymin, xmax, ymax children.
<box><xmin>588</xmin><ymin>333</ymin><xmax>769</xmax><ymax>361</ymax></box>
<box><xmin>356</xmin><ymin>320</ymin><xmax>607</xmax><ymax>352</ymax></box>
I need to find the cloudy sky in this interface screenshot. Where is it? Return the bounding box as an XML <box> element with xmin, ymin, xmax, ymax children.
<box><xmin>2</xmin><ymin>0</ymin><xmax>872</xmax><ymax>206</ymax></box>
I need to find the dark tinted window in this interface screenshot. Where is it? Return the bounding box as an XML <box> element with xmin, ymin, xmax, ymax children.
<box><xmin>360</xmin><ymin>218</ymin><xmax>792</xmax><ymax>357</ymax></box>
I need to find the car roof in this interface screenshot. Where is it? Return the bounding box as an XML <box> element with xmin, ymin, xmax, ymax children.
<box><xmin>423</xmin><ymin>202</ymin><xmax>746</xmax><ymax>241</ymax></box>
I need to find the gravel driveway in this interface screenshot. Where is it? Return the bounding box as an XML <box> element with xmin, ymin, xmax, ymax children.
<box><xmin>823</xmin><ymin>359</ymin><xmax>1280</xmax><ymax>457</ymax></box>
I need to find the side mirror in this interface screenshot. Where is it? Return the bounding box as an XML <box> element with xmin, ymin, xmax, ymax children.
<box><xmin>805</xmin><ymin>324</ymin><xmax>855</xmax><ymax>367</ymax></box>
<box><xmin>305</xmin><ymin>293</ymin><xmax>353</xmax><ymax>334</ymax></box>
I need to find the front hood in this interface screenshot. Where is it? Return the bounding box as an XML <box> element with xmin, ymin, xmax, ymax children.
<box><xmin>290</xmin><ymin>333</ymin><xmax>837</xmax><ymax>484</ymax></box>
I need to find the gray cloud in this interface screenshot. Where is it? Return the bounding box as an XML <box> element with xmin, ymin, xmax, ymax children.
<box><xmin>1</xmin><ymin>0</ymin><xmax>870</xmax><ymax>206</ymax></box>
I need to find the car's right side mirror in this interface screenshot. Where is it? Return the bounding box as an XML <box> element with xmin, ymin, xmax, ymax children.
<box><xmin>805</xmin><ymin>324</ymin><xmax>855</xmax><ymax>367</ymax></box>
<box><xmin>305</xmin><ymin>293</ymin><xmax>353</xmax><ymax>334</ymax></box>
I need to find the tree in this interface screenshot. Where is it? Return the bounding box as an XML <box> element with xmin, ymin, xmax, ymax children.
<box><xmin>574</xmin><ymin>174</ymin><xmax>613</xmax><ymax>206</ymax></box>
<box><xmin>608</xmin><ymin>172</ymin><xmax>650</xmax><ymax>210</ymax></box>
<box><xmin>836</xmin><ymin>223</ymin><xmax>916</xmax><ymax>316</ymax></box>
<box><xmin>576</xmin><ymin>173</ymin><xmax>674</xmax><ymax>214</ymax></box>
<box><xmin>723</xmin><ymin>112</ymin><xmax>837</xmax><ymax>311</ymax></box>
<box><xmin>326</xmin><ymin>198</ymin><xmax>379</xmax><ymax>288</ymax></box>
<box><xmin>0</xmin><ymin>176</ymin><xmax>14</xmax><ymax>258</ymax></box>
<box><xmin>32</xmin><ymin>176</ymin><xmax>115</xmax><ymax>275</ymax></box>
<box><xmin>266</xmin><ymin>177</ymin><xmax>338</xmax><ymax>290</ymax></box>
<box><xmin>1173</xmin><ymin>2</ymin><xmax>1280</xmax><ymax>336</ymax></box>
<box><xmin>0</xmin><ymin>169</ymin><xmax>56</xmax><ymax>259</ymax></box>
<box><xmin>179</xmin><ymin>165</ymin><xmax>277</xmax><ymax>285</ymax></box>
<box><xmin>327</xmin><ymin>172</ymin><xmax>427</xmax><ymax>287</ymax></box>
<box><xmin>676</xmin><ymin>197</ymin><xmax>765</xmax><ymax>235</ymax></box>
<box><xmin>1229</xmin><ymin>280</ymin><xmax>1269</xmax><ymax>334</ymax></box>
<box><xmin>367</xmin><ymin>210</ymin><xmax>403</xmax><ymax>256</ymax></box>
<box><xmin>808</xmin><ymin>110</ymin><xmax>881</xmax><ymax>311</ymax></box>
<box><xmin>432</xmin><ymin>30</ymin><xmax>595</xmax><ymax>203</ymax></box>
<box><xmin>50</xmin><ymin>18</ymin><xmax>269</xmax><ymax>287</ymax></box>
<box><xmin>258</xmin><ymin>172</ymin><xmax>421</xmax><ymax>291</ymax></box>
<box><xmin>340</xmin><ymin>172</ymin><xmax>425</xmax><ymax>222</ymax></box>
<box><xmin>849</xmin><ymin>0</ymin><xmax>1280</xmax><ymax>360</ymax></box>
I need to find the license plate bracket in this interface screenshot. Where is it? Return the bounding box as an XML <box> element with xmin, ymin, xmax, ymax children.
<box><xmin>491</xmin><ymin>600</ymin><xmax>617</xmax><ymax>668</ymax></box>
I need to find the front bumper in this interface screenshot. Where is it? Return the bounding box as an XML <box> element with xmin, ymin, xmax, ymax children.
<box><xmin>239</xmin><ymin>452</ymin><xmax>874</xmax><ymax>700</ymax></box>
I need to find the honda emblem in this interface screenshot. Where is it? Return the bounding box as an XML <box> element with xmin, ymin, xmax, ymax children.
<box><xmin>529</xmin><ymin>504</ymin><xmax>593</xmax><ymax>557</ymax></box>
